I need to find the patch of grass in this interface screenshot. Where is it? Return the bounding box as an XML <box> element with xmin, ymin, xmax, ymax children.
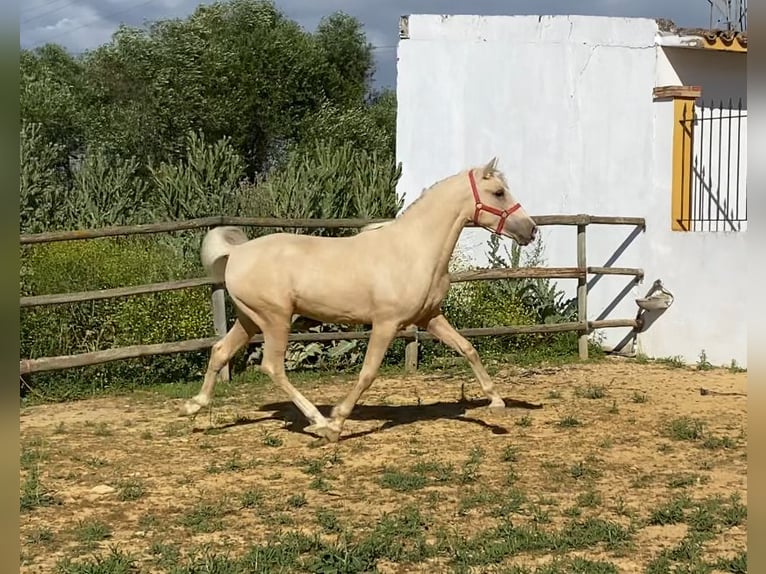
<box><xmin>696</xmin><ymin>349</ymin><xmax>714</xmax><ymax>371</ymax></box>
<box><xmin>53</xmin><ymin>421</ymin><xmax>67</xmax><ymax>434</ymax></box>
<box><xmin>501</xmin><ymin>445</ymin><xmax>519</xmax><ymax>463</ymax></box>
<box><xmin>563</xmin><ymin>505</ymin><xmax>582</xmax><ymax>518</ymax></box>
<box><xmin>149</xmin><ymin>542</ymin><xmax>180</xmax><ymax>570</ymax></box>
<box><xmin>663</xmin><ymin>417</ymin><xmax>739</xmax><ymax>452</ymax></box>
<box><xmin>504</xmin><ymin>466</ymin><xmax>520</xmax><ymax>486</ymax></box>
<box><xmin>503</xmin><ymin>556</ymin><xmax>621</xmax><ymax>573</ymax></box>
<box><xmin>714</xmin><ymin>551</ymin><xmax>747</xmax><ymax>573</ymax></box>
<box><xmin>664</xmin><ymin>416</ymin><xmax>706</xmax><ymax>441</ymax></box>
<box><xmin>20</xmin><ymin>466</ymin><xmax>57</xmax><ymax>512</ymax></box>
<box><xmin>163</xmin><ymin>422</ymin><xmax>186</xmax><ymax>437</ymax></box>
<box><xmin>262</xmin><ymin>434</ymin><xmax>283</xmax><ymax>447</ymax></box>
<box><xmin>569</xmin><ymin>460</ymin><xmax>600</xmax><ymax>481</ymax></box>
<box><xmin>315</xmin><ymin>508</ymin><xmax>343</xmax><ymax>533</ymax></box>
<box><xmin>491</xmin><ymin>488</ymin><xmax>527</xmax><ymax>517</ymax></box>
<box><xmin>92</xmin><ymin>422</ymin><xmax>113</xmax><ymax>437</ymax></box>
<box><xmin>309</xmin><ymin>476</ymin><xmax>332</xmax><ymax>492</ymax></box>
<box><xmin>117</xmin><ymin>479</ymin><xmax>145</xmax><ymax>501</ymax></box>
<box><xmin>631</xmin><ymin>391</ymin><xmax>649</xmax><ymax>403</ymax></box>
<box><xmin>687</xmin><ymin>504</ymin><xmax>717</xmax><ymax>534</ymax></box>
<box><xmin>301</xmin><ymin>457</ymin><xmax>326</xmax><ymax>476</ymax></box>
<box><xmin>515</xmin><ymin>414</ymin><xmax>532</xmax><ymax>427</ymax></box>
<box><xmin>457</xmin><ymin>489</ymin><xmax>498</xmax><ymax>515</ymax></box>
<box><xmin>20</xmin><ymin>445</ymin><xmax>44</xmax><ymax>470</ymax></box>
<box><xmin>648</xmin><ymin>495</ymin><xmax>691</xmax><ymax>525</ymax></box>
<box><xmin>240</xmin><ymin>489</ymin><xmax>263</xmax><ymax>509</ymax></box>
<box><xmin>727</xmin><ymin>359</ymin><xmax>746</xmax><ymax>374</ymax></box>
<box><xmin>598</xmin><ymin>437</ymin><xmax>613</xmax><ymax>449</ymax></box>
<box><xmin>656</xmin><ymin>355</ymin><xmax>686</xmax><ymax>368</ymax></box>
<box><xmin>720</xmin><ymin>494</ymin><xmax>747</xmax><ymax>527</ymax></box>
<box><xmin>527</xmin><ymin>503</ymin><xmax>551</xmax><ymax>524</ymax></box>
<box><xmin>702</xmin><ymin>434</ymin><xmax>737</xmax><ymax>450</ymax></box>
<box><xmin>207</xmin><ymin>451</ymin><xmax>249</xmax><ymax>473</ymax></box>
<box><xmin>576</xmin><ymin>489</ymin><xmax>603</xmax><ymax>508</ymax></box>
<box><xmin>379</xmin><ymin>458</ymin><xmax>456</xmax><ymax>492</ymax></box>
<box><xmin>55</xmin><ymin>548</ymin><xmax>137</xmax><ymax>574</ymax></box>
<box><xmin>138</xmin><ymin>513</ymin><xmax>159</xmax><ymax>530</ymax></box>
<box><xmin>85</xmin><ymin>456</ymin><xmax>109</xmax><ymax>468</ymax></box>
<box><xmin>459</xmin><ymin>447</ymin><xmax>484</xmax><ymax>484</ymax></box>
<box><xmin>558</xmin><ymin>415</ymin><xmax>582</xmax><ymax>428</ymax></box>
<box><xmin>180</xmin><ymin>502</ymin><xmax>226</xmax><ymax>533</ymax></box>
<box><xmin>576</xmin><ymin>385</ymin><xmax>608</xmax><ymax>399</ymax></box>
<box><xmin>547</xmin><ymin>390</ymin><xmax>562</xmax><ymax>399</ymax></box>
<box><xmin>411</xmin><ymin>460</ymin><xmax>454</xmax><ymax>482</ymax></box>
<box><xmin>266</xmin><ymin>512</ymin><xmax>296</xmax><ymax>527</ymax></box>
<box><xmin>74</xmin><ymin>519</ymin><xmax>112</xmax><ymax>545</ymax></box>
<box><xmin>446</xmin><ymin>517</ymin><xmax>632</xmax><ymax>569</ymax></box>
<box><xmin>27</xmin><ymin>526</ymin><xmax>54</xmax><ymax>545</ymax></box>
<box><xmin>667</xmin><ymin>473</ymin><xmax>705</xmax><ymax>489</ymax></box>
<box><xmin>287</xmin><ymin>493</ymin><xmax>307</xmax><ymax>508</ymax></box>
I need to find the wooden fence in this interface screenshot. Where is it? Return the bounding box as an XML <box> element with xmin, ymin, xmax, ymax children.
<box><xmin>19</xmin><ymin>215</ymin><xmax>646</xmax><ymax>377</ymax></box>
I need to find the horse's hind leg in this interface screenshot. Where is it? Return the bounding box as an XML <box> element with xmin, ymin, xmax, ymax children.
<box><xmin>179</xmin><ymin>313</ymin><xmax>257</xmax><ymax>416</ymax></box>
<box><xmin>421</xmin><ymin>314</ymin><xmax>506</xmax><ymax>409</ymax></box>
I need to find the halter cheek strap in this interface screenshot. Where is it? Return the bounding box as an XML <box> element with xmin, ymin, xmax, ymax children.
<box><xmin>468</xmin><ymin>170</ymin><xmax>522</xmax><ymax>235</ymax></box>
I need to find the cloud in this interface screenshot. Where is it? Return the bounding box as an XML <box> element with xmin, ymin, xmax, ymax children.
<box><xmin>20</xmin><ymin>0</ymin><xmax>714</xmax><ymax>87</ymax></box>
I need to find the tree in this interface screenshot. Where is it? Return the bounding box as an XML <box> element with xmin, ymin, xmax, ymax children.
<box><xmin>19</xmin><ymin>0</ymin><xmax>398</xmax><ymax>232</ymax></box>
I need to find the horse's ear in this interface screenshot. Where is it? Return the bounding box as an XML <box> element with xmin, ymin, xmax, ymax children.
<box><xmin>481</xmin><ymin>157</ymin><xmax>498</xmax><ymax>179</ymax></box>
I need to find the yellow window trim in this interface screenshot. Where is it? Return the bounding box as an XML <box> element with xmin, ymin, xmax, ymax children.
<box><xmin>654</xmin><ymin>85</ymin><xmax>702</xmax><ymax>231</ymax></box>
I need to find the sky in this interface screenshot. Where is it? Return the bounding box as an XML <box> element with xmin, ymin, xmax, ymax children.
<box><xmin>19</xmin><ymin>0</ymin><xmax>736</xmax><ymax>88</ymax></box>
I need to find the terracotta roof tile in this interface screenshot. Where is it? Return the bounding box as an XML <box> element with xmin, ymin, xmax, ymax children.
<box><xmin>655</xmin><ymin>18</ymin><xmax>747</xmax><ymax>50</ymax></box>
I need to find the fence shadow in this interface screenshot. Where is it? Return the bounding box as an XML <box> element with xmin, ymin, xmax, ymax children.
<box><xmin>201</xmin><ymin>397</ymin><xmax>543</xmax><ymax>441</ymax></box>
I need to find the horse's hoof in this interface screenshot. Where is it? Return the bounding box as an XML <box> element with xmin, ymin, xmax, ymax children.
<box><xmin>178</xmin><ymin>398</ymin><xmax>204</xmax><ymax>417</ymax></box>
<box><xmin>305</xmin><ymin>422</ymin><xmax>341</xmax><ymax>444</ymax></box>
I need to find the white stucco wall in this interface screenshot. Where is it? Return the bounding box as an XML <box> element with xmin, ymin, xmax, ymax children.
<box><xmin>395</xmin><ymin>14</ymin><xmax>747</xmax><ymax>367</ymax></box>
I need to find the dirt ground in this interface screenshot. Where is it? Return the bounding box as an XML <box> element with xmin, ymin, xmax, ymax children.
<box><xmin>19</xmin><ymin>358</ymin><xmax>747</xmax><ymax>573</ymax></box>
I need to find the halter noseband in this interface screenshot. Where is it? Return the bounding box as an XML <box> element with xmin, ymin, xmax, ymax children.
<box><xmin>468</xmin><ymin>169</ymin><xmax>522</xmax><ymax>235</ymax></box>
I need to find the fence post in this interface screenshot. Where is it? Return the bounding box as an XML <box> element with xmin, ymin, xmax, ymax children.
<box><xmin>211</xmin><ymin>283</ymin><xmax>230</xmax><ymax>381</ymax></box>
<box><xmin>404</xmin><ymin>327</ymin><xmax>419</xmax><ymax>373</ymax></box>
<box><xmin>577</xmin><ymin>223</ymin><xmax>589</xmax><ymax>360</ymax></box>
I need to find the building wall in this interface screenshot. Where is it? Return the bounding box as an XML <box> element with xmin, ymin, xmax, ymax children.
<box><xmin>395</xmin><ymin>14</ymin><xmax>747</xmax><ymax>367</ymax></box>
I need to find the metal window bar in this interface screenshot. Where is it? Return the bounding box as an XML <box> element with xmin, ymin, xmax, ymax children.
<box><xmin>679</xmin><ymin>98</ymin><xmax>747</xmax><ymax>232</ymax></box>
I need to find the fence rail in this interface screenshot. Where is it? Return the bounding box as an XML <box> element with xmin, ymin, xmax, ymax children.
<box><xmin>19</xmin><ymin>214</ymin><xmax>646</xmax><ymax>244</ymax></box>
<box><xmin>19</xmin><ymin>214</ymin><xmax>646</xmax><ymax>376</ymax></box>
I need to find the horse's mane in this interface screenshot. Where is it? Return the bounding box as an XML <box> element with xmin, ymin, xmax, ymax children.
<box><xmin>358</xmin><ymin>164</ymin><xmax>506</xmax><ymax>234</ymax></box>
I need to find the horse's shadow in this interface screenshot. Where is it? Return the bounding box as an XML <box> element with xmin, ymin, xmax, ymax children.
<box><xmin>199</xmin><ymin>397</ymin><xmax>543</xmax><ymax>441</ymax></box>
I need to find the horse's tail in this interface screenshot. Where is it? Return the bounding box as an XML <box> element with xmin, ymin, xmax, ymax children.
<box><xmin>200</xmin><ymin>226</ymin><xmax>249</xmax><ymax>284</ymax></box>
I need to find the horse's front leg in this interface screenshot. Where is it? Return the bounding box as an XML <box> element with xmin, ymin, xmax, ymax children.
<box><xmin>328</xmin><ymin>321</ymin><xmax>399</xmax><ymax>435</ymax></box>
<box><xmin>420</xmin><ymin>314</ymin><xmax>506</xmax><ymax>409</ymax></box>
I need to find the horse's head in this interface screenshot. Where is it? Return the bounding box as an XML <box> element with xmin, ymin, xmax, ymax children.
<box><xmin>467</xmin><ymin>157</ymin><xmax>537</xmax><ymax>246</ymax></box>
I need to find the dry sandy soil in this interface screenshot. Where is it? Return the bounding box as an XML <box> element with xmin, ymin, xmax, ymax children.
<box><xmin>19</xmin><ymin>358</ymin><xmax>747</xmax><ymax>573</ymax></box>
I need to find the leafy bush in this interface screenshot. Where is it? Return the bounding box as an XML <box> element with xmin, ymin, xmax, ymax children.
<box><xmin>419</xmin><ymin>234</ymin><xmax>580</xmax><ymax>366</ymax></box>
<box><xmin>20</xmin><ymin>238</ymin><xmax>214</xmax><ymax>400</ymax></box>
<box><xmin>244</xmin><ymin>139</ymin><xmax>403</xmax><ymax>230</ymax></box>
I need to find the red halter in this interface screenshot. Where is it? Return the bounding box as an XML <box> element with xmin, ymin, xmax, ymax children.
<box><xmin>468</xmin><ymin>169</ymin><xmax>522</xmax><ymax>235</ymax></box>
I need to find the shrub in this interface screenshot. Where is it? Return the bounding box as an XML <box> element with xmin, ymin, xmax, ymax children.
<box><xmin>417</xmin><ymin>234</ymin><xmax>579</xmax><ymax>365</ymax></box>
<box><xmin>243</xmin><ymin>139</ymin><xmax>403</xmax><ymax>229</ymax></box>
<box><xmin>20</xmin><ymin>237</ymin><xmax>215</xmax><ymax>400</ymax></box>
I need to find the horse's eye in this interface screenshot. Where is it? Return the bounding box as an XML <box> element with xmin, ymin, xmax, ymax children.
<box><xmin>492</xmin><ymin>189</ymin><xmax>504</xmax><ymax>197</ymax></box>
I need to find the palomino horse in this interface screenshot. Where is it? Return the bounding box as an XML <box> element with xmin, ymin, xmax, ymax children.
<box><xmin>180</xmin><ymin>158</ymin><xmax>537</xmax><ymax>443</ymax></box>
